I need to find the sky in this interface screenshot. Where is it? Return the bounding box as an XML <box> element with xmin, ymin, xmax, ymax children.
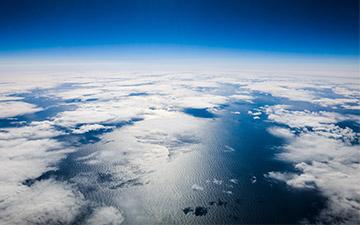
<box><xmin>0</xmin><ymin>0</ymin><xmax>359</xmax><ymax>60</ymax></box>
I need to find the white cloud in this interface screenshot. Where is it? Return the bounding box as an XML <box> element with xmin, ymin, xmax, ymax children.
<box><xmin>0</xmin><ymin>121</ymin><xmax>62</xmax><ymax>140</ymax></box>
<box><xmin>312</xmin><ymin>98</ymin><xmax>359</xmax><ymax>108</ymax></box>
<box><xmin>243</xmin><ymin>79</ymin><xmax>360</xmax><ymax>109</ymax></box>
<box><xmin>53</xmin><ymin>100</ymin><xmax>147</xmax><ymax>128</ymax></box>
<box><xmin>267</xmin><ymin>127</ymin><xmax>295</xmax><ymax>140</ymax></box>
<box><xmin>173</xmin><ymin>94</ymin><xmax>228</xmax><ymax>109</ymax></box>
<box><xmin>0</xmin><ymin>122</ymin><xmax>72</xmax><ymax>184</ymax></box>
<box><xmin>191</xmin><ymin>184</ymin><xmax>204</xmax><ymax>191</ymax></box>
<box><xmin>264</xmin><ymin>105</ymin><xmax>352</xmax><ymax>129</ymax></box>
<box><xmin>229</xmin><ymin>94</ymin><xmax>253</xmax><ymax>103</ymax></box>
<box><xmin>244</xmin><ymin>80</ymin><xmax>316</xmax><ymax>102</ymax></box>
<box><xmin>229</xmin><ymin>179</ymin><xmax>238</xmax><ymax>184</ymax></box>
<box><xmin>248</xmin><ymin>110</ymin><xmax>261</xmax><ymax>116</ymax></box>
<box><xmin>0</xmin><ymin>101</ymin><xmax>42</xmax><ymax>118</ymax></box>
<box><xmin>224</xmin><ymin>145</ymin><xmax>235</xmax><ymax>152</ymax></box>
<box><xmin>342</xmin><ymin>104</ymin><xmax>360</xmax><ymax>110</ymax></box>
<box><xmin>86</xmin><ymin>206</ymin><xmax>124</xmax><ymax>225</ymax></box>
<box><xmin>212</xmin><ymin>178</ymin><xmax>223</xmax><ymax>185</ymax></box>
<box><xmin>0</xmin><ymin>179</ymin><xmax>84</xmax><ymax>225</ymax></box>
<box><xmin>72</xmin><ymin>124</ymin><xmax>112</xmax><ymax>134</ymax></box>
<box><xmin>0</xmin><ymin>122</ymin><xmax>84</xmax><ymax>225</ymax></box>
<box><xmin>266</xmin><ymin>107</ymin><xmax>360</xmax><ymax>224</ymax></box>
<box><xmin>0</xmin><ymin>95</ymin><xmax>23</xmax><ymax>101</ymax></box>
<box><xmin>333</xmin><ymin>86</ymin><xmax>360</xmax><ymax>99</ymax></box>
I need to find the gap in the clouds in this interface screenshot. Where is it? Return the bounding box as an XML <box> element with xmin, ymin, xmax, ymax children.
<box><xmin>127</xmin><ymin>92</ymin><xmax>149</xmax><ymax>97</ymax></box>
<box><xmin>302</xmin><ymin>87</ymin><xmax>344</xmax><ymax>99</ymax></box>
<box><xmin>335</xmin><ymin>120</ymin><xmax>360</xmax><ymax>145</ymax></box>
<box><xmin>213</xmin><ymin>95</ymin><xmax>328</xmax><ymax>224</ymax></box>
<box><xmin>336</xmin><ymin>120</ymin><xmax>360</xmax><ymax>134</ymax></box>
<box><xmin>85</xmin><ymin>90</ymin><xmax>329</xmax><ymax>225</ymax></box>
<box><xmin>22</xmin><ymin>170</ymin><xmax>59</xmax><ymax>187</ymax></box>
<box><xmin>183</xmin><ymin>108</ymin><xmax>216</xmax><ymax>119</ymax></box>
<box><xmin>117</xmin><ymin>94</ymin><xmax>326</xmax><ymax>224</ymax></box>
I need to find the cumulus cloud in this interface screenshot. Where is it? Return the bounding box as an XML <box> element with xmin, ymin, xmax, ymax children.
<box><xmin>229</xmin><ymin>179</ymin><xmax>238</xmax><ymax>184</ymax></box>
<box><xmin>72</xmin><ymin>124</ymin><xmax>112</xmax><ymax>134</ymax></box>
<box><xmin>333</xmin><ymin>86</ymin><xmax>360</xmax><ymax>99</ymax></box>
<box><xmin>191</xmin><ymin>184</ymin><xmax>204</xmax><ymax>191</ymax></box>
<box><xmin>86</xmin><ymin>206</ymin><xmax>124</xmax><ymax>225</ymax></box>
<box><xmin>312</xmin><ymin>98</ymin><xmax>359</xmax><ymax>108</ymax></box>
<box><xmin>264</xmin><ymin>105</ymin><xmax>352</xmax><ymax>129</ymax></box>
<box><xmin>265</xmin><ymin>107</ymin><xmax>360</xmax><ymax>224</ymax></box>
<box><xmin>224</xmin><ymin>145</ymin><xmax>235</xmax><ymax>152</ymax></box>
<box><xmin>0</xmin><ymin>101</ymin><xmax>42</xmax><ymax>118</ymax></box>
<box><xmin>0</xmin><ymin>180</ymin><xmax>85</xmax><ymax>225</ymax></box>
<box><xmin>53</xmin><ymin>100</ymin><xmax>147</xmax><ymax>127</ymax></box>
<box><xmin>0</xmin><ymin>121</ymin><xmax>63</xmax><ymax>140</ymax></box>
<box><xmin>229</xmin><ymin>94</ymin><xmax>253</xmax><ymax>103</ymax></box>
<box><xmin>0</xmin><ymin>121</ymin><xmax>85</xmax><ymax>225</ymax></box>
<box><xmin>0</xmin><ymin>95</ymin><xmax>23</xmax><ymax>101</ymax></box>
<box><xmin>212</xmin><ymin>178</ymin><xmax>223</xmax><ymax>185</ymax></box>
<box><xmin>244</xmin><ymin>80</ymin><xmax>316</xmax><ymax>102</ymax></box>
<box><xmin>248</xmin><ymin>110</ymin><xmax>261</xmax><ymax>116</ymax></box>
<box><xmin>0</xmin><ymin>122</ymin><xmax>71</xmax><ymax>184</ymax></box>
<box><xmin>243</xmin><ymin>78</ymin><xmax>360</xmax><ymax>109</ymax></box>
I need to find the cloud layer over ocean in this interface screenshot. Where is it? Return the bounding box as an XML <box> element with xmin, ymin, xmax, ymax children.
<box><xmin>0</xmin><ymin>70</ymin><xmax>359</xmax><ymax>224</ymax></box>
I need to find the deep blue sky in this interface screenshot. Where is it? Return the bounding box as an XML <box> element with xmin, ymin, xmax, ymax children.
<box><xmin>0</xmin><ymin>0</ymin><xmax>359</xmax><ymax>57</ymax></box>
